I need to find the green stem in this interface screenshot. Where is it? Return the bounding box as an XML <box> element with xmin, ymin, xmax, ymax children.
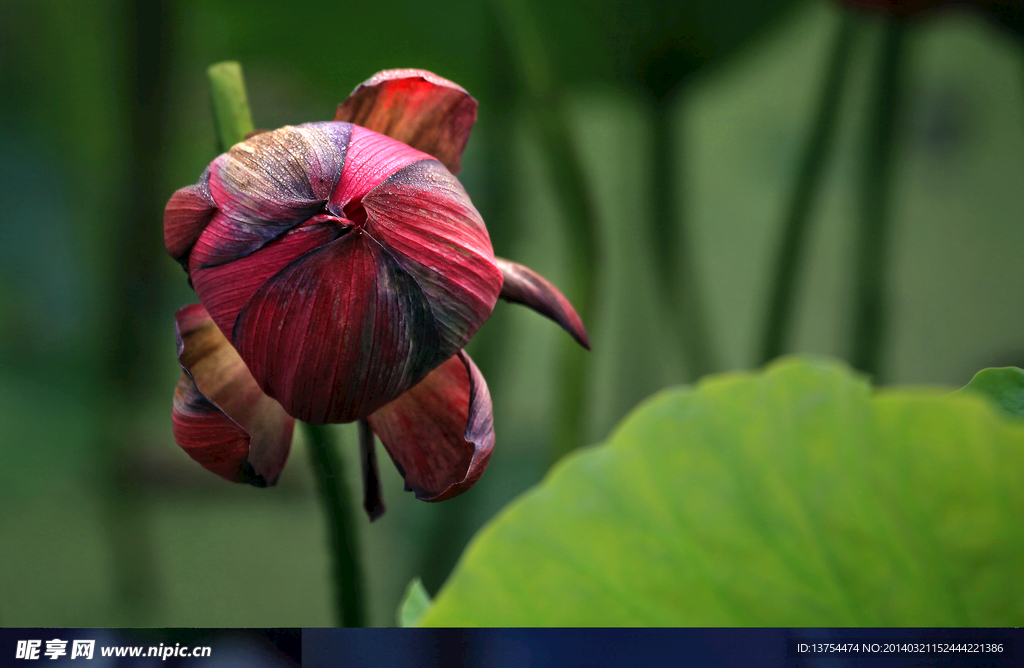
<box><xmin>851</xmin><ymin>19</ymin><xmax>905</xmax><ymax>380</ymax></box>
<box><xmin>491</xmin><ymin>0</ymin><xmax>599</xmax><ymax>460</ymax></box>
<box><xmin>206</xmin><ymin>61</ymin><xmax>366</xmax><ymax>627</ymax></box>
<box><xmin>304</xmin><ymin>424</ymin><xmax>366</xmax><ymax>627</ymax></box>
<box><xmin>651</xmin><ymin>96</ymin><xmax>718</xmax><ymax>379</ymax></box>
<box><xmin>207</xmin><ymin>61</ymin><xmax>255</xmax><ymax>149</ymax></box>
<box><xmin>759</xmin><ymin>10</ymin><xmax>856</xmax><ymax>366</ymax></box>
<box><xmin>94</xmin><ymin>0</ymin><xmax>177</xmax><ymax>619</ymax></box>
<box><xmin>543</xmin><ymin>111</ymin><xmax>598</xmax><ymax>460</ymax></box>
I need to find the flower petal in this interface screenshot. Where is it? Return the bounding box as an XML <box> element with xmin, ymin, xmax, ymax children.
<box><xmin>192</xmin><ymin>122</ymin><xmax>351</xmax><ymax>267</ymax></box>
<box><xmin>495</xmin><ymin>257</ymin><xmax>591</xmax><ymax>350</ymax></box>
<box><xmin>367</xmin><ymin>350</ymin><xmax>493</xmax><ymax>502</ymax></box>
<box><xmin>232</xmin><ymin>231</ymin><xmax>445</xmax><ymax>424</ymax></box>
<box><xmin>334</xmin><ymin>69</ymin><xmax>478</xmax><ymax>174</ymax></box>
<box><xmin>327</xmin><ymin>124</ymin><xmax>433</xmax><ymax>216</ymax></box>
<box><xmin>364</xmin><ymin>159</ymin><xmax>504</xmax><ymax>355</ymax></box>
<box><xmin>190</xmin><ymin>214</ymin><xmax>347</xmax><ymax>340</ymax></box>
<box><xmin>163</xmin><ymin>168</ymin><xmax>216</xmax><ymax>266</ymax></box>
<box><xmin>359</xmin><ymin>419</ymin><xmax>386</xmax><ymax>521</ymax></box>
<box><xmin>173</xmin><ymin>303</ymin><xmax>294</xmax><ymax>486</ymax></box>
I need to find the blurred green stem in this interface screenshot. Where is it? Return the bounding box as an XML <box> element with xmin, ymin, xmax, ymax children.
<box><xmin>304</xmin><ymin>424</ymin><xmax>366</xmax><ymax>627</ymax></box>
<box><xmin>851</xmin><ymin>19</ymin><xmax>905</xmax><ymax>379</ymax></box>
<box><xmin>759</xmin><ymin>10</ymin><xmax>856</xmax><ymax>365</ymax></box>
<box><xmin>94</xmin><ymin>0</ymin><xmax>177</xmax><ymax>619</ymax></box>
<box><xmin>207</xmin><ymin>61</ymin><xmax>366</xmax><ymax>627</ymax></box>
<box><xmin>491</xmin><ymin>0</ymin><xmax>599</xmax><ymax>460</ymax></box>
<box><xmin>650</xmin><ymin>96</ymin><xmax>717</xmax><ymax>379</ymax></box>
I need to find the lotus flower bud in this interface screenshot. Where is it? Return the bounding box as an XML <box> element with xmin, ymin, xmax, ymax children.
<box><xmin>165</xmin><ymin>70</ymin><xmax>590</xmax><ymax>510</ymax></box>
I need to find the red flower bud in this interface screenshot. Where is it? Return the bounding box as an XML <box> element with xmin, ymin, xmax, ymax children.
<box><xmin>165</xmin><ymin>70</ymin><xmax>590</xmax><ymax>512</ymax></box>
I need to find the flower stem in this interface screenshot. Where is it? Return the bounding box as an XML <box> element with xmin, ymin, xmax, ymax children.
<box><xmin>851</xmin><ymin>18</ymin><xmax>905</xmax><ymax>380</ymax></box>
<box><xmin>205</xmin><ymin>62</ymin><xmax>367</xmax><ymax>627</ymax></box>
<box><xmin>207</xmin><ymin>61</ymin><xmax>255</xmax><ymax>150</ymax></box>
<box><xmin>93</xmin><ymin>0</ymin><xmax>177</xmax><ymax>620</ymax></box>
<box><xmin>759</xmin><ymin>9</ymin><xmax>856</xmax><ymax>366</ymax></box>
<box><xmin>304</xmin><ymin>423</ymin><xmax>366</xmax><ymax>627</ymax></box>
<box><xmin>650</xmin><ymin>96</ymin><xmax>718</xmax><ymax>379</ymax></box>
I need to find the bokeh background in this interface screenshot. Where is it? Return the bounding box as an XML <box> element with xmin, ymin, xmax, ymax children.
<box><xmin>1</xmin><ymin>0</ymin><xmax>1022</xmax><ymax>626</ymax></box>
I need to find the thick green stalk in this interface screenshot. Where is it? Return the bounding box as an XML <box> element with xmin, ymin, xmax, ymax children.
<box><xmin>759</xmin><ymin>10</ymin><xmax>856</xmax><ymax>365</ymax></box>
<box><xmin>490</xmin><ymin>0</ymin><xmax>599</xmax><ymax>460</ymax></box>
<box><xmin>207</xmin><ymin>62</ymin><xmax>255</xmax><ymax>150</ymax></box>
<box><xmin>206</xmin><ymin>62</ymin><xmax>366</xmax><ymax>627</ymax></box>
<box><xmin>304</xmin><ymin>424</ymin><xmax>366</xmax><ymax>627</ymax></box>
<box><xmin>650</xmin><ymin>97</ymin><xmax>718</xmax><ymax>379</ymax></box>
<box><xmin>539</xmin><ymin>114</ymin><xmax>598</xmax><ymax>461</ymax></box>
<box><xmin>851</xmin><ymin>19</ymin><xmax>906</xmax><ymax>379</ymax></box>
<box><xmin>94</xmin><ymin>0</ymin><xmax>176</xmax><ymax>620</ymax></box>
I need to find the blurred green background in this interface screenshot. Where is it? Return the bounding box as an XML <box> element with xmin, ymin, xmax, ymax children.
<box><xmin>1</xmin><ymin>0</ymin><xmax>1022</xmax><ymax>626</ymax></box>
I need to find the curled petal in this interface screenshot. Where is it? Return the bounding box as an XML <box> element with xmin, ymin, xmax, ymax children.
<box><xmin>496</xmin><ymin>257</ymin><xmax>591</xmax><ymax>350</ymax></box>
<box><xmin>173</xmin><ymin>303</ymin><xmax>294</xmax><ymax>486</ymax></box>
<box><xmin>193</xmin><ymin>122</ymin><xmax>351</xmax><ymax>267</ymax></box>
<box><xmin>163</xmin><ymin>168</ymin><xmax>216</xmax><ymax>266</ymax></box>
<box><xmin>327</xmin><ymin>125</ymin><xmax>433</xmax><ymax>215</ymax></box>
<box><xmin>334</xmin><ymin>69</ymin><xmax>477</xmax><ymax>174</ymax></box>
<box><xmin>368</xmin><ymin>351</ymin><xmax>494</xmax><ymax>502</ymax></box>
<box><xmin>190</xmin><ymin>214</ymin><xmax>347</xmax><ymax>340</ymax></box>
<box><xmin>364</xmin><ymin>159</ymin><xmax>503</xmax><ymax>355</ymax></box>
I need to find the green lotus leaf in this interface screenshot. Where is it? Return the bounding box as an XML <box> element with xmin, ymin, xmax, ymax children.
<box><xmin>959</xmin><ymin>367</ymin><xmax>1024</xmax><ymax>419</ymax></box>
<box><xmin>397</xmin><ymin>577</ymin><xmax>433</xmax><ymax>628</ymax></box>
<box><xmin>420</xmin><ymin>357</ymin><xmax>1024</xmax><ymax>626</ymax></box>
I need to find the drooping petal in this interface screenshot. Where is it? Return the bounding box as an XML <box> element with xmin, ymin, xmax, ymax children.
<box><xmin>359</xmin><ymin>419</ymin><xmax>386</xmax><ymax>521</ymax></box>
<box><xmin>191</xmin><ymin>122</ymin><xmax>351</xmax><ymax>267</ymax></box>
<box><xmin>163</xmin><ymin>168</ymin><xmax>216</xmax><ymax>266</ymax></box>
<box><xmin>232</xmin><ymin>231</ymin><xmax>445</xmax><ymax>424</ymax></box>
<box><xmin>495</xmin><ymin>257</ymin><xmax>590</xmax><ymax>350</ymax></box>
<box><xmin>364</xmin><ymin>159</ymin><xmax>503</xmax><ymax>356</ymax></box>
<box><xmin>367</xmin><ymin>350</ymin><xmax>494</xmax><ymax>502</ymax></box>
<box><xmin>334</xmin><ymin>69</ymin><xmax>477</xmax><ymax>174</ymax></box>
<box><xmin>173</xmin><ymin>303</ymin><xmax>294</xmax><ymax>486</ymax></box>
<box><xmin>189</xmin><ymin>214</ymin><xmax>348</xmax><ymax>340</ymax></box>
